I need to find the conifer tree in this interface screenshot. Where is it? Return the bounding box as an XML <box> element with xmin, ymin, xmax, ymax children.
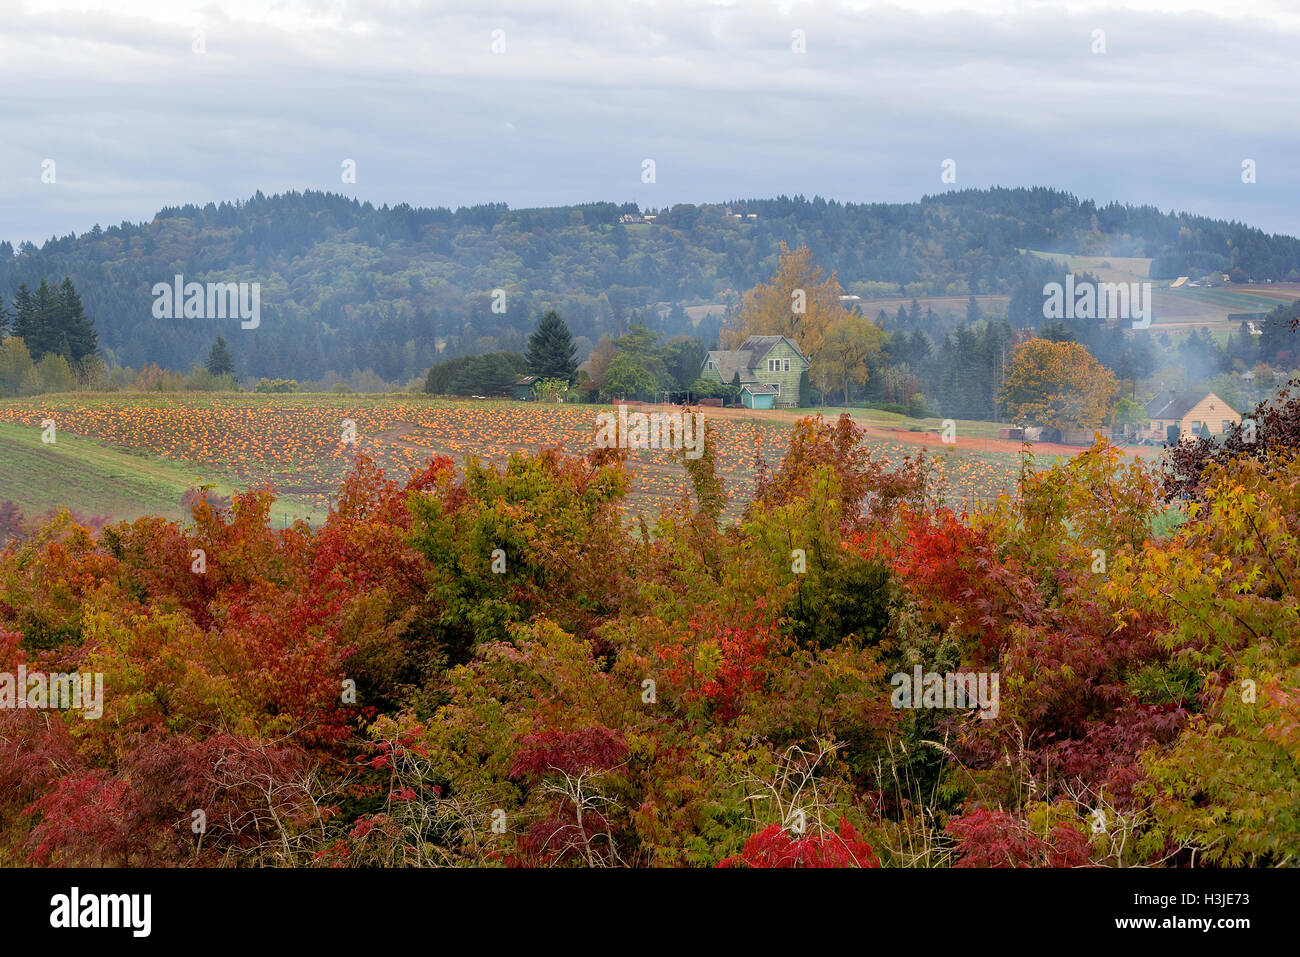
<box><xmin>57</xmin><ymin>277</ymin><xmax>97</xmax><ymax>362</ymax></box>
<box><xmin>10</xmin><ymin>278</ymin><xmax>97</xmax><ymax>362</ymax></box>
<box><xmin>29</xmin><ymin>280</ymin><xmax>59</xmax><ymax>358</ymax></box>
<box><xmin>525</xmin><ymin>310</ymin><xmax>578</xmax><ymax>382</ymax></box>
<box><xmin>205</xmin><ymin>336</ymin><xmax>236</xmax><ymax>377</ymax></box>
<box><xmin>11</xmin><ymin>283</ymin><xmax>36</xmax><ymax>349</ymax></box>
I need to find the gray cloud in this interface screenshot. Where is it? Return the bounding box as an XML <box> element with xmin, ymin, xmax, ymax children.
<box><xmin>2</xmin><ymin>0</ymin><xmax>1298</xmax><ymax>244</ymax></box>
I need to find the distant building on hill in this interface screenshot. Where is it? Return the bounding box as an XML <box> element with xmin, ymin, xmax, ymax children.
<box><xmin>1139</xmin><ymin>389</ymin><xmax>1240</xmax><ymax>443</ymax></box>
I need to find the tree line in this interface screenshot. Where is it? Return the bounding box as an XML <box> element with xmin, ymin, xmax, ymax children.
<box><xmin>421</xmin><ymin>244</ymin><xmax>1298</xmax><ymax>431</ymax></box>
<box><xmin>6</xmin><ymin>186</ymin><xmax>1298</xmax><ymax>383</ymax></box>
<box><xmin>0</xmin><ymin>277</ymin><xmax>97</xmax><ymax>361</ymax></box>
<box><xmin>0</xmin><ymin>277</ymin><xmax>98</xmax><ymax>396</ymax></box>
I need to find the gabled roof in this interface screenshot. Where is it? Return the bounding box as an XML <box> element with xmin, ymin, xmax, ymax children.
<box><xmin>514</xmin><ymin>375</ymin><xmax>540</xmax><ymax>386</ymax></box>
<box><xmin>703</xmin><ymin>336</ymin><xmax>808</xmax><ymax>380</ymax></box>
<box><xmin>1144</xmin><ymin>390</ymin><xmax>1234</xmax><ymax>420</ymax></box>
<box><xmin>741</xmin><ymin>383</ymin><xmax>780</xmax><ymax>395</ymax></box>
<box><xmin>704</xmin><ymin>350</ymin><xmax>758</xmax><ymax>384</ymax></box>
<box><xmin>736</xmin><ymin>335</ymin><xmax>808</xmax><ymax>364</ymax></box>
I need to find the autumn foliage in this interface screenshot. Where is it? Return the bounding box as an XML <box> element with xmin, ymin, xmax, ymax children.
<box><xmin>999</xmin><ymin>338</ymin><xmax>1119</xmax><ymax>431</ymax></box>
<box><xmin>1</xmin><ymin>409</ymin><xmax>1297</xmax><ymax>868</ymax></box>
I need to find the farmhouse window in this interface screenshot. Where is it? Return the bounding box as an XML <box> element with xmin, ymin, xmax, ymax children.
<box><xmin>783</xmin><ymin>358</ymin><xmax>791</xmax><ymax>371</ymax></box>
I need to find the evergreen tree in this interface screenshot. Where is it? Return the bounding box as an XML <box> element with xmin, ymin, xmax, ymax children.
<box><xmin>57</xmin><ymin>277</ymin><xmax>97</xmax><ymax>362</ymax></box>
<box><xmin>11</xmin><ymin>283</ymin><xmax>37</xmax><ymax>349</ymax></box>
<box><xmin>0</xmin><ymin>294</ymin><xmax>8</xmax><ymax>340</ymax></box>
<box><xmin>29</xmin><ymin>280</ymin><xmax>59</xmax><ymax>358</ymax></box>
<box><xmin>205</xmin><ymin>336</ymin><xmax>237</xmax><ymax>377</ymax></box>
<box><xmin>9</xmin><ymin>278</ymin><xmax>97</xmax><ymax>362</ymax></box>
<box><xmin>909</xmin><ymin>329</ymin><xmax>933</xmax><ymax>366</ymax></box>
<box><xmin>908</xmin><ymin>299</ymin><xmax>923</xmax><ymax>327</ymax></box>
<box><xmin>525</xmin><ymin>310</ymin><xmax>578</xmax><ymax>381</ymax></box>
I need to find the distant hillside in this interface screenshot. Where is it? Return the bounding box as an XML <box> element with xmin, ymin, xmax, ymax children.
<box><xmin>2</xmin><ymin>187</ymin><xmax>1298</xmax><ymax>381</ymax></box>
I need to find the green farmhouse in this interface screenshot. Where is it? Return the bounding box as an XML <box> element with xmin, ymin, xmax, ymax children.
<box><xmin>700</xmin><ymin>335</ymin><xmax>809</xmax><ymax>408</ymax></box>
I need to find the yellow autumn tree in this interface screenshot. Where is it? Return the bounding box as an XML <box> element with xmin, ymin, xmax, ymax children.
<box><xmin>722</xmin><ymin>243</ymin><xmax>857</xmax><ymax>361</ymax></box>
<box><xmin>999</xmin><ymin>338</ymin><xmax>1118</xmax><ymax>430</ymax></box>
<box><xmin>817</xmin><ymin>313</ymin><xmax>887</xmax><ymax>404</ymax></box>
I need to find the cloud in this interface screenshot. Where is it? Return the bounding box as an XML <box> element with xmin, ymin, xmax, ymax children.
<box><xmin>2</xmin><ymin>0</ymin><xmax>1298</xmax><ymax>243</ymax></box>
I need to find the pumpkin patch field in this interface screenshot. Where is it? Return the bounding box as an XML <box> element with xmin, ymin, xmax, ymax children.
<box><xmin>0</xmin><ymin>393</ymin><xmax>1028</xmax><ymax>527</ymax></box>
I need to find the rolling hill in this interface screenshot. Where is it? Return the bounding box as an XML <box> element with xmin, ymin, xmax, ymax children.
<box><xmin>3</xmin><ymin>187</ymin><xmax>1299</xmax><ymax>383</ymax></box>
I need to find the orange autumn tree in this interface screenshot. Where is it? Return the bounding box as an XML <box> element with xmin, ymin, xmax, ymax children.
<box><xmin>721</xmin><ymin>242</ymin><xmax>861</xmax><ymax>363</ymax></box>
<box><xmin>998</xmin><ymin>338</ymin><xmax>1118</xmax><ymax>432</ymax></box>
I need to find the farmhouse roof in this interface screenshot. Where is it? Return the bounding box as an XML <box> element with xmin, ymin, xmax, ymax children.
<box><xmin>704</xmin><ymin>336</ymin><xmax>808</xmax><ymax>381</ymax></box>
<box><xmin>705</xmin><ymin>350</ymin><xmax>757</xmax><ymax>384</ymax></box>
<box><xmin>737</xmin><ymin>335</ymin><xmax>808</xmax><ymax>363</ymax></box>
<box><xmin>1144</xmin><ymin>389</ymin><xmax>1235</xmax><ymax>420</ymax></box>
<box><xmin>514</xmin><ymin>375</ymin><xmax>540</xmax><ymax>386</ymax></box>
<box><xmin>741</xmin><ymin>383</ymin><xmax>780</xmax><ymax>395</ymax></box>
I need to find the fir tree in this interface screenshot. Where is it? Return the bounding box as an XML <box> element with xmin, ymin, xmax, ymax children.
<box><xmin>57</xmin><ymin>277</ymin><xmax>97</xmax><ymax>362</ymax></box>
<box><xmin>10</xmin><ymin>278</ymin><xmax>97</xmax><ymax>362</ymax></box>
<box><xmin>205</xmin><ymin>336</ymin><xmax>237</xmax><ymax>377</ymax></box>
<box><xmin>11</xmin><ymin>283</ymin><xmax>37</xmax><ymax>350</ymax></box>
<box><xmin>28</xmin><ymin>280</ymin><xmax>59</xmax><ymax>358</ymax></box>
<box><xmin>525</xmin><ymin>310</ymin><xmax>578</xmax><ymax>382</ymax></box>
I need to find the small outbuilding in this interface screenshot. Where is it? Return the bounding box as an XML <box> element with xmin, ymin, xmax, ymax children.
<box><xmin>512</xmin><ymin>375</ymin><xmax>540</xmax><ymax>400</ymax></box>
<box><xmin>740</xmin><ymin>383</ymin><xmax>779</xmax><ymax>409</ymax></box>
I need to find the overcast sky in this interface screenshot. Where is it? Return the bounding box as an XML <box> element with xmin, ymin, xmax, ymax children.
<box><xmin>2</xmin><ymin>0</ymin><xmax>1298</xmax><ymax>246</ymax></box>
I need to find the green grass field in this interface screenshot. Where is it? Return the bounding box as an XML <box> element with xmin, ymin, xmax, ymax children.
<box><xmin>0</xmin><ymin>418</ymin><xmax>325</xmax><ymax>528</ymax></box>
<box><xmin>0</xmin><ymin>421</ymin><xmax>196</xmax><ymax>521</ymax></box>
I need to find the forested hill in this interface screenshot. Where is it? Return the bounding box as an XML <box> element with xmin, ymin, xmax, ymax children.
<box><xmin>3</xmin><ymin>187</ymin><xmax>1298</xmax><ymax>382</ymax></box>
